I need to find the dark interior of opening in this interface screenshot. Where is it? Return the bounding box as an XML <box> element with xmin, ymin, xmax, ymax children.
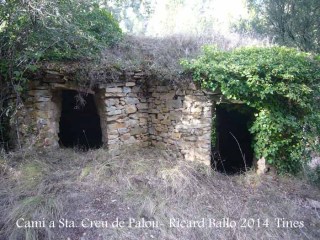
<box><xmin>59</xmin><ymin>90</ymin><xmax>102</xmax><ymax>150</ymax></box>
<box><xmin>213</xmin><ymin>104</ymin><xmax>254</xmax><ymax>174</ymax></box>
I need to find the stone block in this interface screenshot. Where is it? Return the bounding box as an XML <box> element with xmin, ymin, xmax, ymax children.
<box><xmin>108</xmin><ymin>122</ymin><xmax>126</xmax><ymax>131</ymax></box>
<box><xmin>123</xmin><ymin>136</ymin><xmax>137</xmax><ymax>144</ymax></box>
<box><xmin>107</xmin><ymin>115</ymin><xmax>123</xmax><ymax>121</ymax></box>
<box><xmin>190</xmin><ymin>106</ymin><xmax>202</xmax><ymax>113</ymax></box>
<box><xmin>127</xmin><ymin>93</ymin><xmax>138</xmax><ymax>98</ymax></box>
<box><xmin>125</xmin><ymin>82</ymin><xmax>136</xmax><ymax>87</ymax></box>
<box><xmin>107</xmin><ymin>109</ymin><xmax>122</xmax><ymax>116</ymax></box>
<box><xmin>160</xmin><ymin>92</ymin><xmax>175</xmax><ymax>100</ymax></box>
<box><xmin>29</xmin><ymin>90</ymin><xmax>51</xmax><ymax>97</ymax></box>
<box><xmin>194</xmin><ymin>90</ymin><xmax>205</xmax><ymax>96</ymax></box>
<box><xmin>139</xmin><ymin>118</ymin><xmax>148</xmax><ymax>125</ymax></box>
<box><xmin>105</xmin><ymin>87</ymin><xmax>122</xmax><ymax>93</ymax></box>
<box><xmin>35</xmin><ymin>96</ymin><xmax>51</xmax><ymax>102</ymax></box>
<box><xmin>166</xmin><ymin>99</ymin><xmax>183</xmax><ymax>109</ymax></box>
<box><xmin>105</xmin><ymin>93</ymin><xmax>126</xmax><ymax>97</ymax></box>
<box><xmin>190</xmin><ymin>119</ymin><xmax>201</xmax><ymax>125</ymax></box>
<box><xmin>123</xmin><ymin>87</ymin><xmax>131</xmax><ymax>94</ymax></box>
<box><xmin>127</xmin><ymin>119</ymin><xmax>139</xmax><ymax>127</ymax></box>
<box><xmin>169</xmin><ymin>111</ymin><xmax>182</xmax><ymax>121</ymax></box>
<box><xmin>149</xmin><ymin>109</ymin><xmax>159</xmax><ymax>114</ymax></box>
<box><xmin>161</xmin><ymin>119</ymin><xmax>171</xmax><ymax>125</ymax></box>
<box><xmin>161</xmin><ymin>107</ymin><xmax>169</xmax><ymax>113</ymax></box>
<box><xmin>153</xmin><ymin>141</ymin><xmax>166</xmax><ymax>148</ymax></box>
<box><xmin>132</xmin><ymin>86</ymin><xmax>141</xmax><ymax>93</ymax></box>
<box><xmin>155</xmin><ymin>125</ymin><xmax>168</xmax><ymax>133</ymax></box>
<box><xmin>155</xmin><ymin>99</ymin><xmax>162</xmax><ymax>105</ymax></box>
<box><xmin>137</xmin><ymin>103</ymin><xmax>148</xmax><ymax>110</ymax></box>
<box><xmin>152</xmin><ymin>92</ymin><xmax>160</xmax><ymax>98</ymax></box>
<box><xmin>125</xmin><ymin>97</ymin><xmax>140</xmax><ymax>105</ymax></box>
<box><xmin>120</xmin><ymin>133</ymin><xmax>131</xmax><ymax>141</ymax></box>
<box><xmin>105</xmin><ymin>99</ymin><xmax>120</xmax><ymax>107</ymax></box>
<box><xmin>176</xmin><ymin>89</ymin><xmax>185</xmax><ymax>96</ymax></box>
<box><xmin>106</xmin><ymin>106</ymin><xmax>117</xmax><ymax>111</ymax></box>
<box><xmin>35</xmin><ymin>102</ymin><xmax>49</xmax><ymax>110</ymax></box>
<box><xmin>152</xmin><ymin>119</ymin><xmax>159</xmax><ymax>124</ymax></box>
<box><xmin>131</xmin><ymin>126</ymin><xmax>146</xmax><ymax>135</ymax></box>
<box><xmin>171</xmin><ymin>132</ymin><xmax>182</xmax><ymax>140</ymax></box>
<box><xmin>138</xmin><ymin>113</ymin><xmax>148</xmax><ymax>118</ymax></box>
<box><xmin>108</xmin><ymin>138</ymin><xmax>121</xmax><ymax>145</ymax></box>
<box><xmin>184</xmin><ymin>136</ymin><xmax>198</xmax><ymax>142</ymax></box>
<box><xmin>125</xmin><ymin>105</ymin><xmax>137</xmax><ymax>114</ymax></box>
<box><xmin>108</xmin><ymin>130</ymin><xmax>118</xmax><ymax>135</ymax></box>
<box><xmin>36</xmin><ymin>111</ymin><xmax>49</xmax><ymax>119</ymax></box>
<box><xmin>108</xmin><ymin>134</ymin><xmax>119</xmax><ymax>140</ymax></box>
<box><xmin>157</xmin><ymin>114</ymin><xmax>165</xmax><ymax>120</ymax></box>
<box><xmin>156</xmin><ymin>86</ymin><xmax>169</xmax><ymax>92</ymax></box>
<box><xmin>188</xmin><ymin>83</ymin><xmax>197</xmax><ymax>90</ymax></box>
<box><xmin>129</xmin><ymin>114</ymin><xmax>138</xmax><ymax>119</ymax></box>
<box><xmin>118</xmin><ymin>128</ymin><xmax>129</xmax><ymax>134</ymax></box>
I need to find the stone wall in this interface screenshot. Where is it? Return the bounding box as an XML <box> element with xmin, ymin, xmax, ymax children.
<box><xmin>148</xmin><ymin>82</ymin><xmax>212</xmax><ymax>165</ymax></box>
<box><xmin>10</xmin><ymin>82</ymin><xmax>60</xmax><ymax>148</ymax></box>
<box><xmin>99</xmin><ymin>79</ymin><xmax>150</xmax><ymax>150</ymax></box>
<box><xmin>11</xmin><ymin>71</ymin><xmax>212</xmax><ymax>165</ymax></box>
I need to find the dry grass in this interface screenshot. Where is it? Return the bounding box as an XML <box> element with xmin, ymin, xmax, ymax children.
<box><xmin>99</xmin><ymin>33</ymin><xmax>269</xmax><ymax>83</ymax></box>
<box><xmin>42</xmin><ymin>32</ymin><xmax>270</xmax><ymax>87</ymax></box>
<box><xmin>0</xmin><ymin>147</ymin><xmax>319</xmax><ymax>240</ymax></box>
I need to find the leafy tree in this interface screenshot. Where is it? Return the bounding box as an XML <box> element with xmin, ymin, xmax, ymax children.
<box><xmin>236</xmin><ymin>0</ymin><xmax>320</xmax><ymax>53</ymax></box>
<box><xmin>102</xmin><ymin>0</ymin><xmax>156</xmax><ymax>34</ymax></box>
<box><xmin>0</xmin><ymin>0</ymin><xmax>122</xmax><ymax>64</ymax></box>
<box><xmin>182</xmin><ymin>46</ymin><xmax>320</xmax><ymax>173</ymax></box>
<box><xmin>0</xmin><ymin>0</ymin><xmax>122</xmax><ymax>148</ymax></box>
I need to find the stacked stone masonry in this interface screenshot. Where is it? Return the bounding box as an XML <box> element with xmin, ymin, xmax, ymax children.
<box><xmin>13</xmin><ymin>71</ymin><xmax>212</xmax><ymax>165</ymax></box>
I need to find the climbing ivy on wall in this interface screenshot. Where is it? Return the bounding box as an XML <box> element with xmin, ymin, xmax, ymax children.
<box><xmin>182</xmin><ymin>46</ymin><xmax>320</xmax><ymax>174</ymax></box>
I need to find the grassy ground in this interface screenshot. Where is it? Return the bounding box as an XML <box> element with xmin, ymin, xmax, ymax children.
<box><xmin>0</xmin><ymin>147</ymin><xmax>319</xmax><ymax>240</ymax></box>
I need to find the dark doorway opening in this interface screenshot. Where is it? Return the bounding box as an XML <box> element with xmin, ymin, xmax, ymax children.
<box><xmin>213</xmin><ymin>104</ymin><xmax>254</xmax><ymax>174</ymax></box>
<box><xmin>59</xmin><ymin>90</ymin><xmax>102</xmax><ymax>150</ymax></box>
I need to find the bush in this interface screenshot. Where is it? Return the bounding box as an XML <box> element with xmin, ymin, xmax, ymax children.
<box><xmin>182</xmin><ymin>46</ymin><xmax>320</xmax><ymax>174</ymax></box>
<box><xmin>0</xmin><ymin>0</ymin><xmax>122</xmax><ymax>149</ymax></box>
<box><xmin>0</xmin><ymin>0</ymin><xmax>122</xmax><ymax>63</ymax></box>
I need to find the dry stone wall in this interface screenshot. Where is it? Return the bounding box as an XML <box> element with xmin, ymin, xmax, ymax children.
<box><xmin>11</xmin><ymin>71</ymin><xmax>212</xmax><ymax>165</ymax></box>
<box><xmin>10</xmin><ymin>82</ymin><xmax>60</xmax><ymax>148</ymax></box>
<box><xmin>148</xmin><ymin>82</ymin><xmax>212</xmax><ymax>165</ymax></box>
<box><xmin>100</xmin><ymin>79</ymin><xmax>150</xmax><ymax>150</ymax></box>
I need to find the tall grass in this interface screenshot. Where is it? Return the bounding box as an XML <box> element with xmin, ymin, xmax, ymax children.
<box><xmin>0</xmin><ymin>147</ymin><xmax>319</xmax><ymax>239</ymax></box>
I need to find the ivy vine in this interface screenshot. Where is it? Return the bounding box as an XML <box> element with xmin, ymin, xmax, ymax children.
<box><xmin>182</xmin><ymin>46</ymin><xmax>320</xmax><ymax>174</ymax></box>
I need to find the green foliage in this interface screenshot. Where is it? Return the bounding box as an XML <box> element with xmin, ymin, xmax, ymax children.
<box><xmin>103</xmin><ymin>0</ymin><xmax>156</xmax><ymax>34</ymax></box>
<box><xmin>0</xmin><ymin>0</ymin><xmax>122</xmax><ymax>90</ymax></box>
<box><xmin>0</xmin><ymin>0</ymin><xmax>122</xmax><ymax>149</ymax></box>
<box><xmin>0</xmin><ymin>0</ymin><xmax>122</xmax><ymax>63</ymax></box>
<box><xmin>235</xmin><ymin>0</ymin><xmax>320</xmax><ymax>53</ymax></box>
<box><xmin>182</xmin><ymin>46</ymin><xmax>320</xmax><ymax>174</ymax></box>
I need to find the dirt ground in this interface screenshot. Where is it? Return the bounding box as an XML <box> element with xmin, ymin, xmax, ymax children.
<box><xmin>0</xmin><ymin>147</ymin><xmax>319</xmax><ymax>240</ymax></box>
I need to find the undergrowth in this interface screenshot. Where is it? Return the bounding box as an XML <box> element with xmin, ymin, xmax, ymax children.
<box><xmin>0</xmin><ymin>147</ymin><xmax>319</xmax><ymax>240</ymax></box>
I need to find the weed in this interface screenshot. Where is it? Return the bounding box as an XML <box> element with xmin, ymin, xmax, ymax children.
<box><xmin>0</xmin><ymin>147</ymin><xmax>319</xmax><ymax>239</ymax></box>
<box><xmin>3</xmin><ymin>195</ymin><xmax>62</xmax><ymax>240</ymax></box>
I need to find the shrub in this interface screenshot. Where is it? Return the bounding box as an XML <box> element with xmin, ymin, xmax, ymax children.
<box><xmin>182</xmin><ymin>46</ymin><xmax>320</xmax><ymax>174</ymax></box>
<box><xmin>0</xmin><ymin>0</ymin><xmax>122</xmax><ymax>149</ymax></box>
